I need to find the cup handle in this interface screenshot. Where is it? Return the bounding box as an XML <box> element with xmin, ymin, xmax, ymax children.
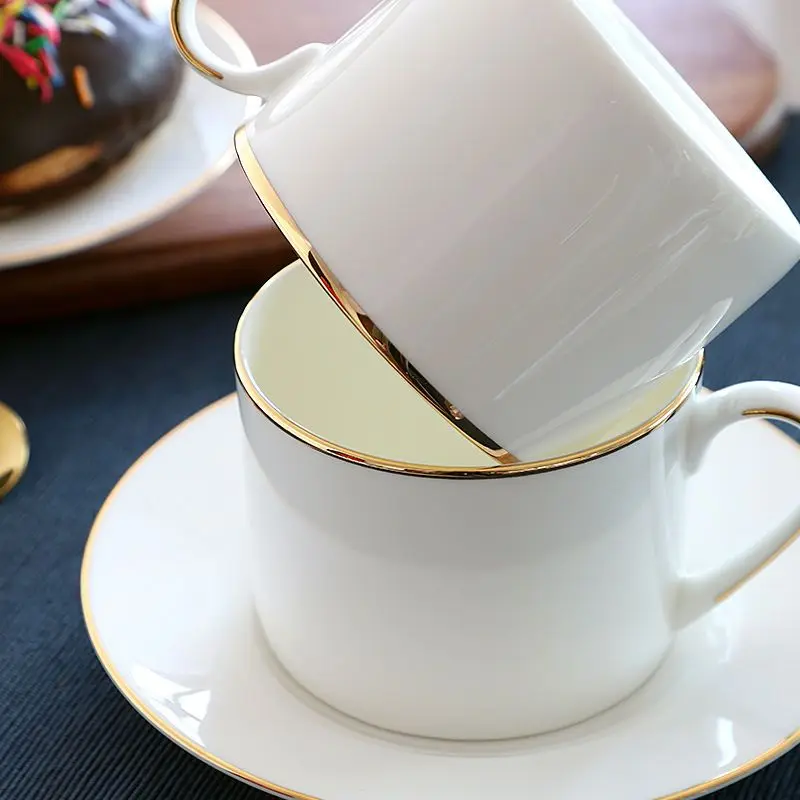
<box><xmin>673</xmin><ymin>381</ymin><xmax>800</xmax><ymax>628</ymax></box>
<box><xmin>170</xmin><ymin>0</ymin><xmax>328</xmax><ymax>97</ymax></box>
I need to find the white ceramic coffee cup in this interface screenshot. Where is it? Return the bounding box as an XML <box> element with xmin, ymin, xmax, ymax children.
<box><xmin>174</xmin><ymin>0</ymin><xmax>800</xmax><ymax>463</ymax></box>
<box><xmin>234</xmin><ymin>262</ymin><xmax>800</xmax><ymax>742</ymax></box>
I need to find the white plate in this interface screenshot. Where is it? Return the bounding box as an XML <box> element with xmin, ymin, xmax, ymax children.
<box><xmin>81</xmin><ymin>395</ymin><xmax>800</xmax><ymax>800</ymax></box>
<box><xmin>0</xmin><ymin>4</ymin><xmax>260</xmax><ymax>271</ymax></box>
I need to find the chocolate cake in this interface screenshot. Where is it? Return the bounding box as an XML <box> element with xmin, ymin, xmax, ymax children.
<box><xmin>0</xmin><ymin>0</ymin><xmax>185</xmax><ymax>214</ymax></box>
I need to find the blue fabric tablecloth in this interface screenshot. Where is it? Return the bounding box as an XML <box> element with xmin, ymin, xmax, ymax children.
<box><xmin>3</xmin><ymin>120</ymin><xmax>800</xmax><ymax>799</ymax></box>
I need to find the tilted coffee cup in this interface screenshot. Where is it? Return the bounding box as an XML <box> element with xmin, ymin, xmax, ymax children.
<box><xmin>173</xmin><ymin>0</ymin><xmax>800</xmax><ymax>463</ymax></box>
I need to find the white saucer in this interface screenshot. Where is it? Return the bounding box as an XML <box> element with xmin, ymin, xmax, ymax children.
<box><xmin>81</xmin><ymin>395</ymin><xmax>800</xmax><ymax>800</ymax></box>
<box><xmin>0</xmin><ymin>4</ymin><xmax>259</xmax><ymax>271</ymax></box>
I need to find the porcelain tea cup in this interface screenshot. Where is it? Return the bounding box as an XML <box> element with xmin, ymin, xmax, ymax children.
<box><xmin>232</xmin><ymin>261</ymin><xmax>800</xmax><ymax>741</ymax></box>
<box><xmin>173</xmin><ymin>0</ymin><xmax>800</xmax><ymax>464</ymax></box>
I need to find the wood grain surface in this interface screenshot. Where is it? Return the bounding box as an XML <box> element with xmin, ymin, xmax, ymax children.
<box><xmin>0</xmin><ymin>0</ymin><xmax>784</xmax><ymax>324</ymax></box>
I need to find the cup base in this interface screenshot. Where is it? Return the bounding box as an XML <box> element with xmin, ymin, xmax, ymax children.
<box><xmin>250</xmin><ymin>596</ymin><xmax>673</xmax><ymax>744</ymax></box>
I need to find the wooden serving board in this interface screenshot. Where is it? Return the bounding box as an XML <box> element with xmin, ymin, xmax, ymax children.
<box><xmin>0</xmin><ymin>0</ymin><xmax>783</xmax><ymax>324</ymax></box>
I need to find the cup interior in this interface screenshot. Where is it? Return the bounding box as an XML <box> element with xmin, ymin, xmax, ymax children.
<box><xmin>237</xmin><ymin>262</ymin><xmax>701</xmax><ymax>470</ymax></box>
<box><xmin>239</xmin><ymin>262</ymin><xmax>495</xmax><ymax>467</ymax></box>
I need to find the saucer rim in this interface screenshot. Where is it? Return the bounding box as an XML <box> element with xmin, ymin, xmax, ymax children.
<box><xmin>80</xmin><ymin>393</ymin><xmax>800</xmax><ymax>800</ymax></box>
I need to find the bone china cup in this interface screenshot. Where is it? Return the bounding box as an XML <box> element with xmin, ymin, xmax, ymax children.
<box><xmin>173</xmin><ymin>0</ymin><xmax>800</xmax><ymax>463</ymax></box>
<box><xmin>234</xmin><ymin>262</ymin><xmax>800</xmax><ymax>742</ymax></box>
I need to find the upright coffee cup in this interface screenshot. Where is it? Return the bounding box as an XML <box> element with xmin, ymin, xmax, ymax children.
<box><xmin>173</xmin><ymin>0</ymin><xmax>800</xmax><ymax>463</ymax></box>
<box><xmin>234</xmin><ymin>262</ymin><xmax>800</xmax><ymax>741</ymax></box>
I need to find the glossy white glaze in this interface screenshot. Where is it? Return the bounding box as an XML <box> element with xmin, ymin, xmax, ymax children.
<box><xmin>0</xmin><ymin>2</ymin><xmax>259</xmax><ymax>271</ymax></box>
<box><xmin>83</xmin><ymin>395</ymin><xmax>800</xmax><ymax>799</ymax></box>
<box><xmin>233</xmin><ymin>267</ymin><xmax>800</xmax><ymax>741</ymax></box>
<box><xmin>173</xmin><ymin>0</ymin><xmax>800</xmax><ymax>460</ymax></box>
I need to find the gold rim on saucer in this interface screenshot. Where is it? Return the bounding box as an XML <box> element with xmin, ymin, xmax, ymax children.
<box><xmin>233</xmin><ymin>123</ymin><xmax>520</xmax><ymax>466</ymax></box>
<box><xmin>80</xmin><ymin>394</ymin><xmax>800</xmax><ymax>800</ymax></box>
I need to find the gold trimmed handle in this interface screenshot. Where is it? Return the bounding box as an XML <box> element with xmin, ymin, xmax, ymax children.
<box><xmin>170</xmin><ymin>0</ymin><xmax>327</xmax><ymax>97</ymax></box>
<box><xmin>672</xmin><ymin>381</ymin><xmax>800</xmax><ymax>628</ymax></box>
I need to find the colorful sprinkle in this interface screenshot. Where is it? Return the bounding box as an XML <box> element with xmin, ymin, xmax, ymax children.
<box><xmin>72</xmin><ymin>62</ymin><xmax>92</xmax><ymax>107</ymax></box>
<box><xmin>0</xmin><ymin>1</ymin><xmax>151</xmax><ymax>102</ymax></box>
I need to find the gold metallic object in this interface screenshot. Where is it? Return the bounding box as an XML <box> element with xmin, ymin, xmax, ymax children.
<box><xmin>233</xmin><ymin>124</ymin><xmax>519</xmax><ymax>466</ymax></box>
<box><xmin>742</xmin><ymin>407</ymin><xmax>800</xmax><ymax>426</ymax></box>
<box><xmin>79</xmin><ymin>394</ymin><xmax>800</xmax><ymax>799</ymax></box>
<box><xmin>170</xmin><ymin>0</ymin><xmax>224</xmax><ymax>80</ymax></box>
<box><xmin>0</xmin><ymin>402</ymin><xmax>29</xmax><ymax>500</ymax></box>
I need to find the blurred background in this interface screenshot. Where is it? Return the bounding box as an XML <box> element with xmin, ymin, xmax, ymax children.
<box><xmin>0</xmin><ymin>0</ymin><xmax>795</xmax><ymax>326</ymax></box>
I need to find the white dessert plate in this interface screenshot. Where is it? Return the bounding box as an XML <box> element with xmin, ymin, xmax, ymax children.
<box><xmin>82</xmin><ymin>394</ymin><xmax>800</xmax><ymax>799</ymax></box>
<box><xmin>0</xmin><ymin>3</ymin><xmax>259</xmax><ymax>271</ymax></box>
